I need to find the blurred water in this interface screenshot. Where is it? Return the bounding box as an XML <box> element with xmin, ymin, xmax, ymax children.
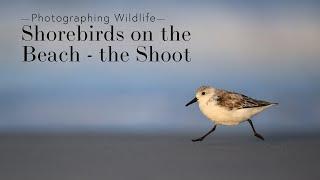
<box><xmin>0</xmin><ymin>0</ymin><xmax>319</xmax><ymax>133</ymax></box>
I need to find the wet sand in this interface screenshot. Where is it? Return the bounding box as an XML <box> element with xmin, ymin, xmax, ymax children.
<box><xmin>0</xmin><ymin>133</ymin><xmax>319</xmax><ymax>180</ymax></box>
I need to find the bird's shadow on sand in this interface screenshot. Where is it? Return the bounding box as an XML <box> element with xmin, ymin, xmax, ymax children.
<box><xmin>188</xmin><ymin>133</ymin><xmax>320</xmax><ymax>152</ymax></box>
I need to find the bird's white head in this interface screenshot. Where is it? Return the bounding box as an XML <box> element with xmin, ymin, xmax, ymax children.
<box><xmin>185</xmin><ymin>86</ymin><xmax>215</xmax><ymax>107</ymax></box>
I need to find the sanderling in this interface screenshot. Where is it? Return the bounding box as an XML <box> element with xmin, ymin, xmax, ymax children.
<box><xmin>185</xmin><ymin>86</ymin><xmax>278</xmax><ymax>142</ymax></box>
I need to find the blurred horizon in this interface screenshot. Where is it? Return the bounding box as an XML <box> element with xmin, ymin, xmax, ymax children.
<box><xmin>0</xmin><ymin>0</ymin><xmax>319</xmax><ymax>134</ymax></box>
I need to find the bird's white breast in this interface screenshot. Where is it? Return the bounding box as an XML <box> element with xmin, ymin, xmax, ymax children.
<box><xmin>198</xmin><ymin>101</ymin><xmax>272</xmax><ymax>125</ymax></box>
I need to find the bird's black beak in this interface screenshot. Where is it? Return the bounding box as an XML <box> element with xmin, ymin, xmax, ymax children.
<box><xmin>185</xmin><ymin>97</ymin><xmax>198</xmax><ymax>107</ymax></box>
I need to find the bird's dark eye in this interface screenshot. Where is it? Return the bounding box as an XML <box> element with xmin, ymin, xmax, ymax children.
<box><xmin>202</xmin><ymin>92</ymin><xmax>206</xmax><ymax>95</ymax></box>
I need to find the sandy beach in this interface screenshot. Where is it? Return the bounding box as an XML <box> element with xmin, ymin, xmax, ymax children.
<box><xmin>1</xmin><ymin>133</ymin><xmax>319</xmax><ymax>180</ymax></box>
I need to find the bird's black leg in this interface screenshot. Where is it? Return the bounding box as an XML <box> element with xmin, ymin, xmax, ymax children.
<box><xmin>248</xmin><ymin>119</ymin><xmax>264</xmax><ymax>140</ymax></box>
<box><xmin>192</xmin><ymin>125</ymin><xmax>217</xmax><ymax>142</ymax></box>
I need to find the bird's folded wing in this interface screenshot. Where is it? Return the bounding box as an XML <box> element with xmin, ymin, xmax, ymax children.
<box><xmin>216</xmin><ymin>90</ymin><xmax>273</xmax><ymax>110</ymax></box>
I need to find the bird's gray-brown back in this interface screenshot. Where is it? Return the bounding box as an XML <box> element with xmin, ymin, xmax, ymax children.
<box><xmin>215</xmin><ymin>89</ymin><xmax>275</xmax><ymax>110</ymax></box>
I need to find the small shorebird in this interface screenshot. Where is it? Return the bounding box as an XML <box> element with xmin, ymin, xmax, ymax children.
<box><xmin>185</xmin><ymin>86</ymin><xmax>277</xmax><ymax>142</ymax></box>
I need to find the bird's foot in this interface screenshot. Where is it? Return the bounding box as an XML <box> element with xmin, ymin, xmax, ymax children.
<box><xmin>254</xmin><ymin>133</ymin><xmax>265</xmax><ymax>141</ymax></box>
<box><xmin>192</xmin><ymin>137</ymin><xmax>204</xmax><ymax>142</ymax></box>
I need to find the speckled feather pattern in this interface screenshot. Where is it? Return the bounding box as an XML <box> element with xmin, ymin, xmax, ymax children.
<box><xmin>214</xmin><ymin>89</ymin><xmax>275</xmax><ymax>110</ymax></box>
